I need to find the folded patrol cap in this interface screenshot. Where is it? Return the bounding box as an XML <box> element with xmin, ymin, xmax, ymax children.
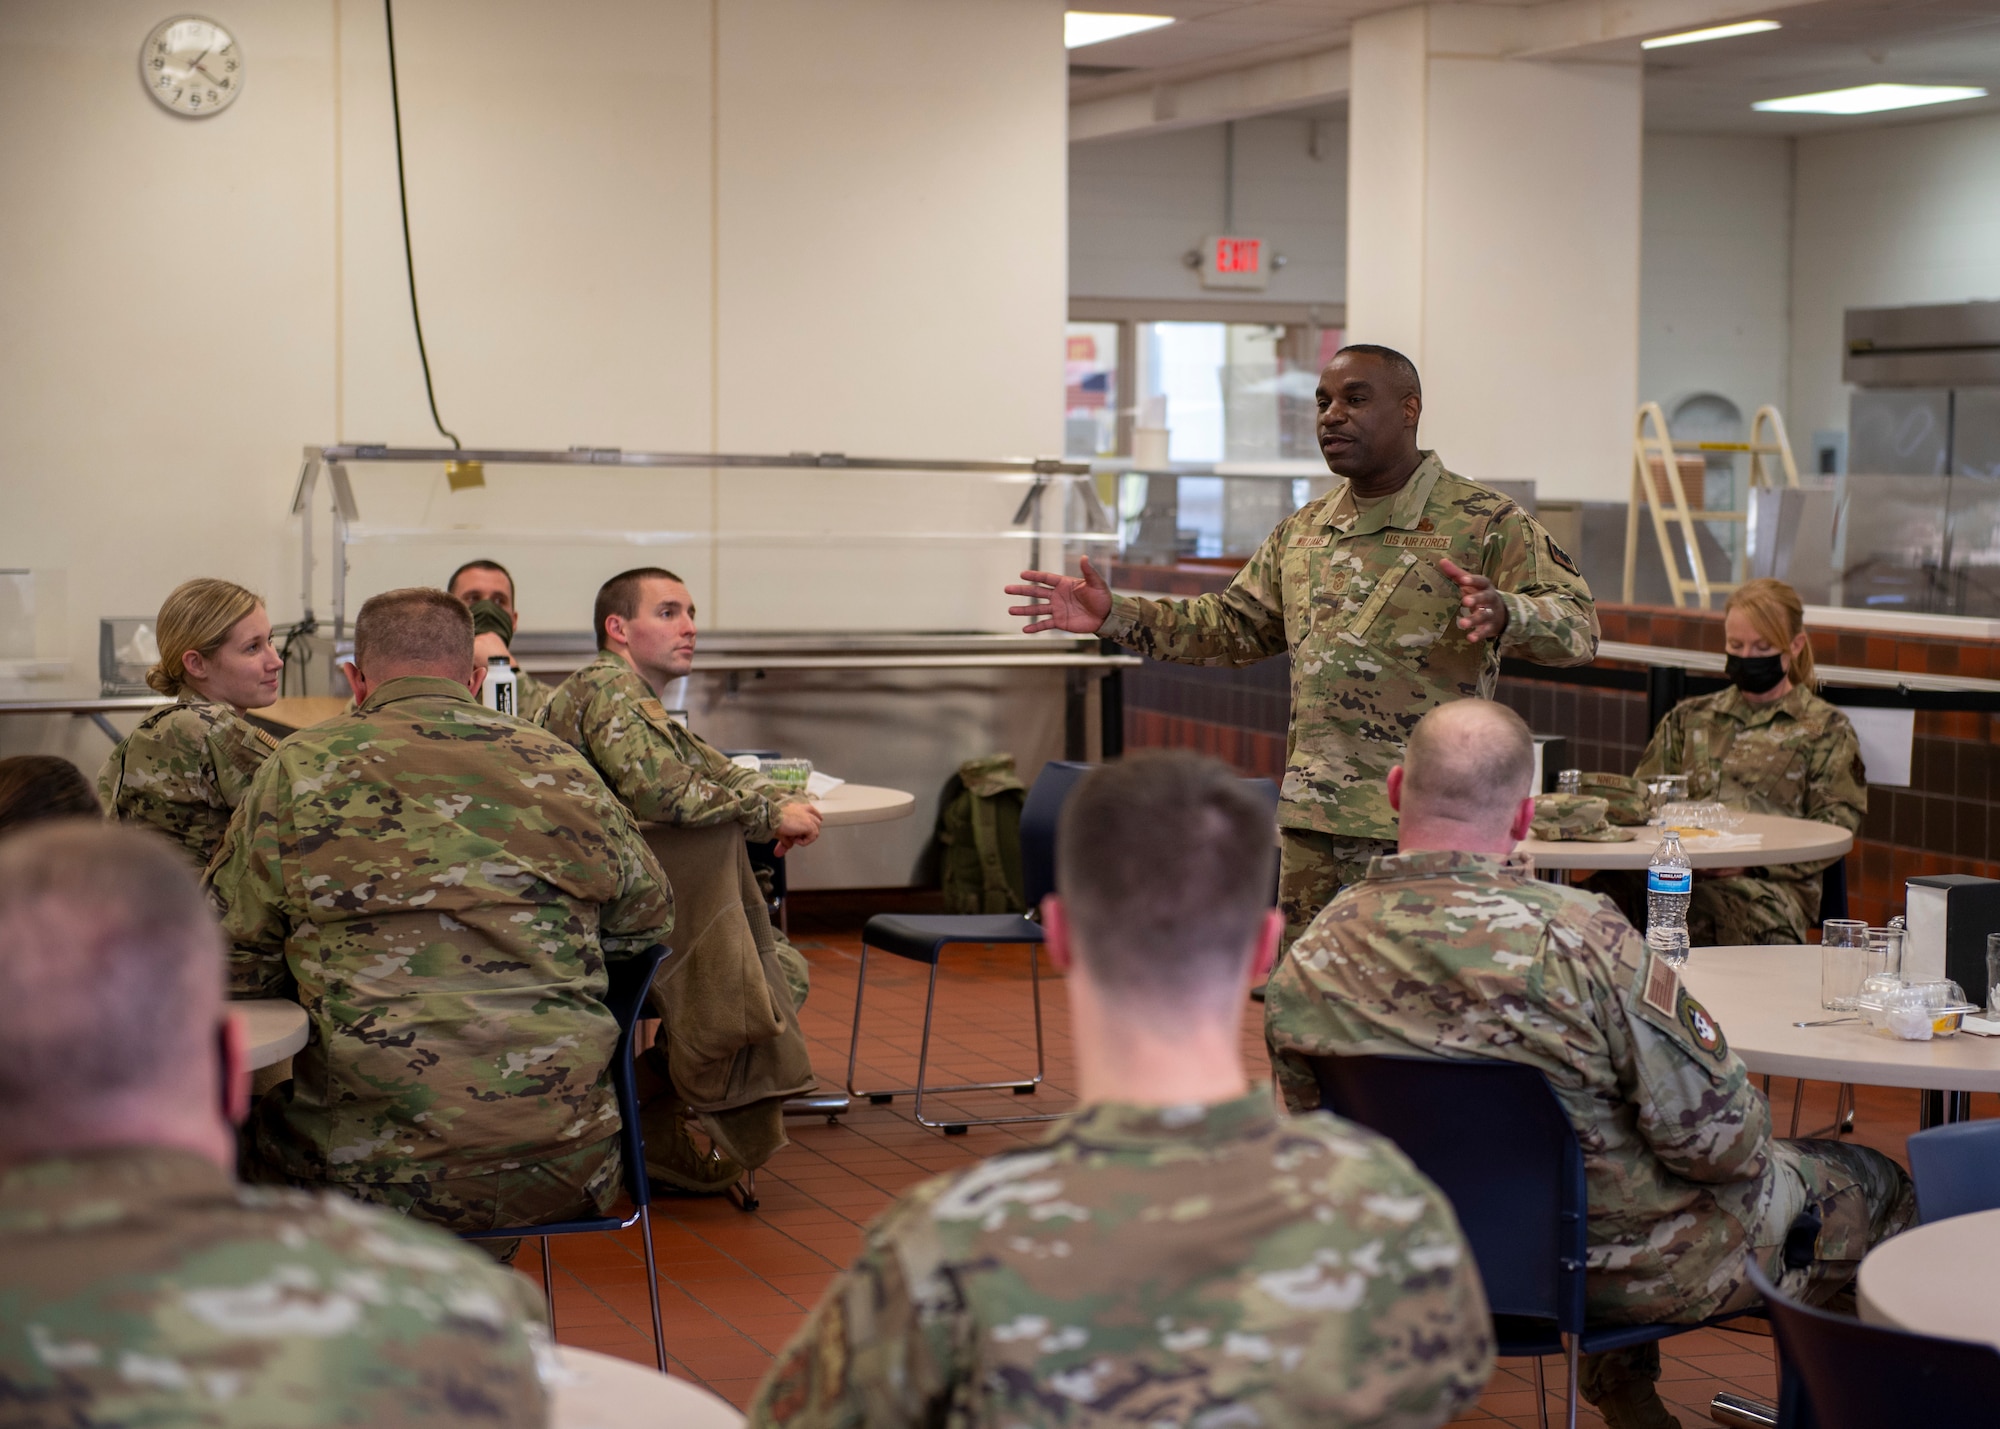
<box><xmin>467</xmin><ymin>599</ymin><xmax>515</xmax><ymax>644</ymax></box>
<box><xmin>1530</xmin><ymin>793</ymin><xmax>1636</xmax><ymax>843</ymax></box>
<box><xmin>1579</xmin><ymin>772</ymin><xmax>1651</xmax><ymax>826</ymax></box>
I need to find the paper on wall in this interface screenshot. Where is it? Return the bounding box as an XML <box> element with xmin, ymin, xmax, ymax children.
<box><xmin>1833</xmin><ymin>705</ymin><xmax>1914</xmax><ymax>787</ymax></box>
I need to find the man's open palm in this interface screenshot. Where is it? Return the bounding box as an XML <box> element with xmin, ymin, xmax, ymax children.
<box><xmin>1006</xmin><ymin>558</ymin><xmax>1114</xmax><ymax>635</ymax></box>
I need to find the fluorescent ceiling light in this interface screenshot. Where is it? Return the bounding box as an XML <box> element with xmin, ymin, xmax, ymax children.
<box><xmin>1065</xmin><ymin>12</ymin><xmax>1174</xmax><ymax>49</ymax></box>
<box><xmin>1754</xmin><ymin>83</ymin><xmax>1988</xmax><ymax>115</ymax></box>
<box><xmin>1642</xmin><ymin>19</ymin><xmax>1779</xmax><ymax>49</ymax></box>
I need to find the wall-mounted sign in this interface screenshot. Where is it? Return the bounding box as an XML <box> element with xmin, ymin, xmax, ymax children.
<box><xmin>1201</xmin><ymin>234</ymin><xmax>1268</xmax><ymax>290</ymax></box>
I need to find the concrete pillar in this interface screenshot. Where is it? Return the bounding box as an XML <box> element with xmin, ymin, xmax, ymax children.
<box><xmin>1345</xmin><ymin>6</ymin><xmax>1642</xmax><ymax>502</ymax></box>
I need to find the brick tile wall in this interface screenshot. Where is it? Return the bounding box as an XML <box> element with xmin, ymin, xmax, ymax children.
<box><xmin>1111</xmin><ymin>563</ymin><xmax>2000</xmax><ymax>927</ymax></box>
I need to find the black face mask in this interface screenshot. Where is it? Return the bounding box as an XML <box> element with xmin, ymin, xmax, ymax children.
<box><xmin>1725</xmin><ymin>652</ymin><xmax>1787</xmax><ymax>695</ymax></box>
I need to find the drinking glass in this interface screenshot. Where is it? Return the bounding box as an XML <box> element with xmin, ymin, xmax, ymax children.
<box><xmin>1820</xmin><ymin>919</ymin><xmax>1871</xmax><ymax>1011</ymax></box>
<box><xmin>1557</xmin><ymin>769</ymin><xmax>1582</xmax><ymax>796</ymax></box>
<box><xmin>1867</xmin><ymin>927</ymin><xmax>1905</xmax><ymax>983</ymax></box>
<box><xmin>1987</xmin><ymin>933</ymin><xmax>2000</xmax><ymax>1016</ymax></box>
<box><xmin>1648</xmin><ymin>774</ymin><xmax>1689</xmax><ymax>822</ymax></box>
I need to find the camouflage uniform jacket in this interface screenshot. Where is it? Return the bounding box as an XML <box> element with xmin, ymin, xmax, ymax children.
<box><xmin>206</xmin><ymin>675</ymin><xmax>674</xmax><ymax>1187</ymax></box>
<box><xmin>1264</xmin><ymin>850</ymin><xmax>1777</xmax><ymax>1323</ymax></box>
<box><xmin>1635</xmin><ymin>684</ymin><xmax>1866</xmax><ymax>881</ymax></box>
<box><xmin>0</xmin><ymin>1146</ymin><xmax>550</xmax><ymax>1427</ymax></box>
<box><xmin>1098</xmin><ymin>453</ymin><xmax>1599</xmax><ymax>839</ymax></box>
<box><xmin>750</xmin><ymin>1091</ymin><xmax>1494</xmax><ymax>1429</ymax></box>
<box><xmin>513</xmin><ymin>667</ymin><xmax>554</xmax><ymax>725</ymax></box>
<box><xmin>97</xmin><ymin>695</ymin><xmax>279</xmax><ymax>867</ymax></box>
<box><xmin>541</xmin><ymin>650</ymin><xmax>796</xmax><ymax>842</ymax></box>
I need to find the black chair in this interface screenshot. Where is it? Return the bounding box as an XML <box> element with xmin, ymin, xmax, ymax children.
<box><xmin>1749</xmin><ymin>1259</ymin><xmax>2000</xmax><ymax>1428</ymax></box>
<box><xmin>1821</xmin><ymin>857</ymin><xmax>1848</xmax><ymax>923</ymax></box>
<box><xmin>1907</xmin><ymin>1119</ymin><xmax>2000</xmax><ymax>1223</ymax></box>
<box><xmin>462</xmin><ymin>945</ymin><xmax>670</xmax><ymax>1372</ymax></box>
<box><xmin>1310</xmin><ymin>1053</ymin><xmax>1757</xmax><ymax>1429</ymax></box>
<box><xmin>845</xmin><ymin>760</ymin><xmax>1093</xmax><ymax>1134</ymax></box>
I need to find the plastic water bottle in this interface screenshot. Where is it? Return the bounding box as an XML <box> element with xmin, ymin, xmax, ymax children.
<box><xmin>1646</xmin><ymin>830</ymin><xmax>1693</xmax><ymax>966</ymax></box>
<box><xmin>482</xmin><ymin>655</ymin><xmax>518</xmax><ymax>716</ymax></box>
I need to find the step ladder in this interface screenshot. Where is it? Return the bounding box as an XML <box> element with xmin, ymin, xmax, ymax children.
<box><xmin>1622</xmin><ymin>402</ymin><xmax>1798</xmax><ymax>608</ymax></box>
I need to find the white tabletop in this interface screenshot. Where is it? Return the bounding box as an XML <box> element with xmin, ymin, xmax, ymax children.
<box><xmin>1682</xmin><ymin>945</ymin><xmax>2000</xmax><ymax>1093</ymax></box>
<box><xmin>1857</xmin><ymin>1207</ymin><xmax>2000</xmax><ymax>1350</ymax></box>
<box><xmin>236</xmin><ymin>1000</ymin><xmax>309</xmax><ymax>1070</ymax></box>
<box><xmin>812</xmin><ymin>782</ymin><xmax>915</xmax><ymax>827</ymax></box>
<box><xmin>550</xmin><ymin>1346</ymin><xmax>744</xmax><ymax>1429</ymax></box>
<box><xmin>1517</xmin><ymin>812</ymin><xmax>1853</xmax><ymax>871</ymax></box>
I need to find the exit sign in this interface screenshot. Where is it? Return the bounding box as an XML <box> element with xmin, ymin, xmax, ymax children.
<box><xmin>1202</xmin><ymin>234</ymin><xmax>1268</xmax><ymax>290</ymax></box>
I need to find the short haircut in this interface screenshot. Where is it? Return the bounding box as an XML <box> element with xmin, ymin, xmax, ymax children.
<box><xmin>1055</xmin><ymin>752</ymin><xmax>1275</xmax><ymax>1004</ymax></box>
<box><xmin>1335</xmin><ymin>343</ymin><xmax>1422</xmax><ymax>401</ymax></box>
<box><xmin>1400</xmin><ymin>700</ymin><xmax>1536</xmax><ymax>825</ymax></box>
<box><xmin>593</xmin><ymin>567</ymin><xmax>687</xmax><ymax>650</ymax></box>
<box><xmin>0</xmin><ymin>756</ymin><xmax>101</xmax><ymax>834</ymax></box>
<box><xmin>0</xmin><ymin>822</ymin><xmax>222</xmax><ymax>1133</ymax></box>
<box><xmin>447</xmin><ymin>559</ymin><xmax>515</xmax><ymax>604</ymax></box>
<box><xmin>353</xmin><ymin>587</ymin><xmax>474</xmax><ymax>674</ymax></box>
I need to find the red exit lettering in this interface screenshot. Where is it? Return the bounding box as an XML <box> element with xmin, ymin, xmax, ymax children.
<box><xmin>1214</xmin><ymin>237</ymin><xmax>1261</xmax><ymax>273</ymax></box>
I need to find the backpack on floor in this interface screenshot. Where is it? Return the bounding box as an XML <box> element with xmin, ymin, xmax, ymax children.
<box><xmin>937</xmin><ymin>754</ymin><xmax>1027</xmax><ymax>915</ymax></box>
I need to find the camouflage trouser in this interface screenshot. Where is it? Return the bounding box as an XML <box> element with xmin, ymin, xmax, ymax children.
<box><xmin>1279</xmin><ymin>829</ymin><xmax>1398</xmax><ymax>953</ymax></box>
<box><xmin>1581</xmin><ymin>1138</ymin><xmax>1915</xmax><ymax>1415</ymax></box>
<box><xmin>1581</xmin><ymin>870</ymin><xmax>1819</xmax><ymax>947</ymax></box>
<box><xmin>1688</xmin><ymin>872</ymin><xmax>1817</xmax><ymax>947</ymax></box>
<box><xmin>243</xmin><ymin>1127</ymin><xmax>621</xmax><ymax>1262</ymax></box>
<box><xmin>774</xmin><ymin>934</ymin><xmax>810</xmax><ymax>1009</ymax></box>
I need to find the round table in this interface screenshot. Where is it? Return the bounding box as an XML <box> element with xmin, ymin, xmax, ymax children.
<box><xmin>1516</xmin><ymin>812</ymin><xmax>1853</xmax><ymax>871</ymax></box>
<box><xmin>237</xmin><ymin>999</ymin><xmax>309</xmax><ymax>1069</ymax></box>
<box><xmin>1856</xmin><ymin>1206</ymin><xmax>2000</xmax><ymax>1349</ymax></box>
<box><xmin>811</xmin><ymin>782</ymin><xmax>914</xmax><ymax>827</ymax></box>
<box><xmin>550</xmin><ymin>1346</ymin><xmax>744</xmax><ymax>1429</ymax></box>
<box><xmin>1682</xmin><ymin>945</ymin><xmax>2000</xmax><ymax>1125</ymax></box>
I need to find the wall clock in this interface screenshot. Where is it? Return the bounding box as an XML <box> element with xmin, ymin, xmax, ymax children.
<box><xmin>141</xmin><ymin>15</ymin><xmax>243</xmax><ymax>117</ymax></box>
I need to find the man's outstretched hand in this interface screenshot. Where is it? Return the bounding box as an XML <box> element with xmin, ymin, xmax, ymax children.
<box><xmin>1006</xmin><ymin>557</ymin><xmax>1114</xmax><ymax>635</ymax></box>
<box><xmin>1438</xmin><ymin>557</ymin><xmax>1509</xmax><ymax>643</ymax></box>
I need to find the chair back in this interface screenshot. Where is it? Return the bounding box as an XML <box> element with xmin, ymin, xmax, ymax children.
<box><xmin>1019</xmin><ymin>761</ymin><xmax>1094</xmax><ymax>908</ymax></box>
<box><xmin>1749</xmin><ymin>1260</ymin><xmax>2000</xmax><ymax>1428</ymax></box>
<box><xmin>1907</xmin><ymin>1119</ymin><xmax>2000</xmax><ymax>1223</ymax></box>
<box><xmin>1821</xmin><ymin>856</ymin><xmax>1849</xmax><ymax>923</ymax></box>
<box><xmin>604</xmin><ymin>945</ymin><xmax>671</xmax><ymax>1212</ymax></box>
<box><xmin>1310</xmin><ymin>1053</ymin><xmax>1587</xmax><ymax>1331</ymax></box>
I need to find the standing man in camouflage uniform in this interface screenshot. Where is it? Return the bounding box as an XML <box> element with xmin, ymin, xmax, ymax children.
<box><xmin>542</xmin><ymin>567</ymin><xmax>820</xmax><ymax>1193</ymax></box>
<box><xmin>1634</xmin><ymin>579</ymin><xmax>1866</xmax><ymax>945</ymax></box>
<box><xmin>1265</xmin><ymin>701</ymin><xmax>1912</xmax><ymax>1429</ymax></box>
<box><xmin>752</xmin><ymin>753</ymin><xmax>1494</xmax><ymax>1429</ymax></box>
<box><xmin>207</xmin><ymin>588</ymin><xmax>673</xmax><ymax>1240</ymax></box>
<box><xmin>449</xmin><ymin>558</ymin><xmax>556</xmax><ymax>722</ymax></box>
<box><xmin>0</xmin><ymin>822</ymin><xmax>552</xmax><ymax>1427</ymax></box>
<box><xmin>1008</xmin><ymin>345</ymin><xmax>1599</xmax><ymax>953</ymax></box>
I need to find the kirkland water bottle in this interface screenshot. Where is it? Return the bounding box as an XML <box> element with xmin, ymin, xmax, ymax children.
<box><xmin>1646</xmin><ymin>830</ymin><xmax>1693</xmax><ymax>966</ymax></box>
<box><xmin>482</xmin><ymin>655</ymin><xmax>518</xmax><ymax>717</ymax></box>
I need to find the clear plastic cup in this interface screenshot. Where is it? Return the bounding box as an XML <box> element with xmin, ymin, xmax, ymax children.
<box><xmin>1820</xmin><ymin>919</ymin><xmax>1871</xmax><ymax>1011</ymax></box>
<box><xmin>1988</xmin><ymin>932</ymin><xmax>2000</xmax><ymax>1017</ymax></box>
<box><xmin>759</xmin><ymin>757</ymin><xmax>812</xmax><ymax>794</ymax></box>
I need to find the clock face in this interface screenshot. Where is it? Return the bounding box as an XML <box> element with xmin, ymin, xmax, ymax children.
<box><xmin>141</xmin><ymin>15</ymin><xmax>243</xmax><ymax>117</ymax></box>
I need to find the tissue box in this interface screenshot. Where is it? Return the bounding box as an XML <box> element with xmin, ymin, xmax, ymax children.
<box><xmin>1905</xmin><ymin>875</ymin><xmax>2000</xmax><ymax>1007</ymax></box>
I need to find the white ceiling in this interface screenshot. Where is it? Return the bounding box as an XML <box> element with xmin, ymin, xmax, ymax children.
<box><xmin>1068</xmin><ymin>0</ymin><xmax>2000</xmax><ymax>136</ymax></box>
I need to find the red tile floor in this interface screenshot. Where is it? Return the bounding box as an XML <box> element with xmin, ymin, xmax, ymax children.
<box><xmin>517</xmin><ymin>896</ymin><xmax>1971</xmax><ymax>1426</ymax></box>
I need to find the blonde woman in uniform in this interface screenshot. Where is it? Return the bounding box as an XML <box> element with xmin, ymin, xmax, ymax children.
<box><xmin>1634</xmin><ymin>577</ymin><xmax>1867</xmax><ymax>945</ymax></box>
<box><xmin>99</xmin><ymin>578</ymin><xmax>284</xmax><ymax>866</ymax></box>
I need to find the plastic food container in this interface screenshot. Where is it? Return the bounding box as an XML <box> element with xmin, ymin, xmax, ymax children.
<box><xmin>1855</xmin><ymin>979</ymin><xmax>1980</xmax><ymax>1041</ymax></box>
<box><xmin>759</xmin><ymin>757</ymin><xmax>813</xmax><ymax>794</ymax></box>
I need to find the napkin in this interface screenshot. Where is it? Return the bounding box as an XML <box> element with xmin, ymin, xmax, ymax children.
<box><xmin>807</xmin><ymin>771</ymin><xmax>845</xmax><ymax>797</ymax></box>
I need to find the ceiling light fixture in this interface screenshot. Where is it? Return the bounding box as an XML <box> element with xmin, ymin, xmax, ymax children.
<box><xmin>1754</xmin><ymin>83</ymin><xmax>1989</xmax><ymax>115</ymax></box>
<box><xmin>1642</xmin><ymin>19</ymin><xmax>1779</xmax><ymax>50</ymax></box>
<box><xmin>1064</xmin><ymin>11</ymin><xmax>1174</xmax><ymax>49</ymax></box>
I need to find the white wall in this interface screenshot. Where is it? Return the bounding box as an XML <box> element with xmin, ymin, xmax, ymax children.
<box><xmin>1638</xmin><ymin>134</ymin><xmax>1792</xmax><ymax>426</ymax></box>
<box><xmin>1068</xmin><ymin>115</ymin><xmax>1346</xmax><ymax>304</ymax></box>
<box><xmin>1790</xmin><ymin>109</ymin><xmax>2000</xmax><ymax>439</ymax></box>
<box><xmin>0</xmin><ymin>0</ymin><xmax>1067</xmax><ymax>710</ymax></box>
